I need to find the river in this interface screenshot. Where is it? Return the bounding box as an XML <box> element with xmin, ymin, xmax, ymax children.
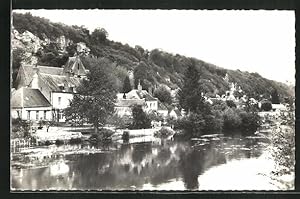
<box><xmin>11</xmin><ymin>133</ymin><xmax>278</xmax><ymax>190</ymax></box>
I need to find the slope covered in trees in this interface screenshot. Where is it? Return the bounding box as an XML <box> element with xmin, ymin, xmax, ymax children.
<box><xmin>12</xmin><ymin>12</ymin><xmax>293</xmax><ymax>100</ymax></box>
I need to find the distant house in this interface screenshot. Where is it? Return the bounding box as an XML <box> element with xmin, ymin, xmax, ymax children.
<box><xmin>13</xmin><ymin>56</ymin><xmax>89</xmax><ymax>122</ymax></box>
<box><xmin>157</xmin><ymin>102</ymin><xmax>169</xmax><ymax>118</ymax></box>
<box><xmin>11</xmin><ymin>87</ymin><xmax>52</xmax><ymax>121</ymax></box>
<box><xmin>115</xmin><ymin>98</ymin><xmax>146</xmax><ymax>117</ymax></box>
<box><xmin>115</xmin><ymin>82</ymin><xmax>159</xmax><ymax>117</ymax></box>
<box><xmin>272</xmin><ymin>104</ymin><xmax>287</xmax><ymax>112</ymax></box>
<box><xmin>169</xmin><ymin>108</ymin><xmax>182</xmax><ymax>120</ymax></box>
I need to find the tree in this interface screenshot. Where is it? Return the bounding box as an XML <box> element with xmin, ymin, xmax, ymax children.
<box><xmin>261</xmin><ymin>101</ymin><xmax>272</xmax><ymax>111</ymax></box>
<box><xmin>12</xmin><ymin>48</ymin><xmax>26</xmax><ymax>88</ymax></box>
<box><xmin>90</xmin><ymin>27</ymin><xmax>108</xmax><ymax>45</ymax></box>
<box><xmin>130</xmin><ymin>105</ymin><xmax>151</xmax><ymax>129</ymax></box>
<box><xmin>178</xmin><ymin>64</ymin><xmax>204</xmax><ymax>113</ymax></box>
<box><xmin>271</xmin><ymin>89</ymin><xmax>280</xmax><ymax>104</ymax></box>
<box><xmin>122</xmin><ymin>75</ymin><xmax>132</xmax><ymax>93</ymax></box>
<box><xmin>226</xmin><ymin>100</ymin><xmax>237</xmax><ymax>108</ymax></box>
<box><xmin>154</xmin><ymin>86</ymin><xmax>172</xmax><ymax>105</ymax></box>
<box><xmin>65</xmin><ymin>58</ymin><xmax>117</xmax><ymax>134</ymax></box>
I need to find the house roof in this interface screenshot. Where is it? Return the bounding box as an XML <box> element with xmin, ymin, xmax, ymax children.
<box><xmin>158</xmin><ymin>102</ymin><xmax>168</xmax><ymax>111</ymax></box>
<box><xmin>63</xmin><ymin>56</ymin><xmax>88</xmax><ymax>76</ymax></box>
<box><xmin>127</xmin><ymin>89</ymin><xmax>157</xmax><ymax>101</ymax></box>
<box><xmin>38</xmin><ymin>73</ymin><xmax>81</xmax><ymax>92</ymax></box>
<box><xmin>11</xmin><ymin>87</ymin><xmax>51</xmax><ymax>108</ymax></box>
<box><xmin>115</xmin><ymin>99</ymin><xmax>145</xmax><ymax>107</ymax></box>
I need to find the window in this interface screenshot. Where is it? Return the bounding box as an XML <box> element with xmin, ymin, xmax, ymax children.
<box><xmin>17</xmin><ymin>111</ymin><xmax>20</xmax><ymax>118</ymax></box>
<box><xmin>27</xmin><ymin>111</ymin><xmax>30</xmax><ymax>120</ymax></box>
<box><xmin>58</xmin><ymin>110</ymin><xmax>63</xmax><ymax>120</ymax></box>
<box><xmin>58</xmin><ymin>97</ymin><xmax>61</xmax><ymax>105</ymax></box>
<box><xmin>36</xmin><ymin>111</ymin><xmax>39</xmax><ymax>121</ymax></box>
<box><xmin>77</xmin><ymin>63</ymin><xmax>80</xmax><ymax>70</ymax></box>
<box><xmin>44</xmin><ymin>111</ymin><xmax>47</xmax><ymax>120</ymax></box>
<box><xmin>59</xmin><ymin>85</ymin><xmax>65</xmax><ymax>90</ymax></box>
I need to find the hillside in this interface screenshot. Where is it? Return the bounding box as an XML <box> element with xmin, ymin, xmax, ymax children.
<box><xmin>12</xmin><ymin>12</ymin><xmax>294</xmax><ymax>101</ymax></box>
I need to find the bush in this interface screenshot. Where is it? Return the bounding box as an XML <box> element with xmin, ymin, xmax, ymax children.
<box><xmin>69</xmin><ymin>138</ymin><xmax>82</xmax><ymax>144</ymax></box>
<box><xmin>55</xmin><ymin>139</ymin><xmax>64</xmax><ymax>146</ymax></box>
<box><xmin>226</xmin><ymin>100</ymin><xmax>237</xmax><ymax>108</ymax></box>
<box><xmin>261</xmin><ymin>101</ymin><xmax>272</xmax><ymax>111</ymax></box>
<box><xmin>11</xmin><ymin>118</ymin><xmax>31</xmax><ymax>138</ymax></box>
<box><xmin>154</xmin><ymin>127</ymin><xmax>174</xmax><ymax>139</ymax></box>
<box><xmin>89</xmin><ymin>128</ymin><xmax>114</xmax><ymax>143</ymax></box>
<box><xmin>130</xmin><ymin>105</ymin><xmax>151</xmax><ymax>129</ymax></box>
<box><xmin>222</xmin><ymin>108</ymin><xmax>241</xmax><ymax>131</ymax></box>
<box><xmin>239</xmin><ymin>111</ymin><xmax>261</xmax><ymax>132</ymax></box>
<box><xmin>45</xmin><ymin>140</ymin><xmax>52</xmax><ymax>146</ymax></box>
<box><xmin>174</xmin><ymin>113</ymin><xmax>205</xmax><ymax>138</ymax></box>
<box><xmin>122</xmin><ymin>131</ymin><xmax>130</xmax><ymax>143</ymax></box>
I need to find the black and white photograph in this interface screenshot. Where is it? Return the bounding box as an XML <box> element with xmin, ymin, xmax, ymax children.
<box><xmin>10</xmin><ymin>9</ymin><xmax>295</xmax><ymax>191</ymax></box>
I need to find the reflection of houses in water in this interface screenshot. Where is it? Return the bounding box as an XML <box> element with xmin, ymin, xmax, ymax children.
<box><xmin>49</xmin><ymin>159</ymin><xmax>70</xmax><ymax>176</ymax></box>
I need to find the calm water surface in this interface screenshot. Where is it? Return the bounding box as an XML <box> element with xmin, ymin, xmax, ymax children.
<box><xmin>11</xmin><ymin>134</ymin><xmax>270</xmax><ymax>190</ymax></box>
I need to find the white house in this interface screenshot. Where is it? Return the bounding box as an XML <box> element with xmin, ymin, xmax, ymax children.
<box><xmin>11</xmin><ymin>87</ymin><xmax>52</xmax><ymax>121</ymax></box>
<box><xmin>13</xmin><ymin>56</ymin><xmax>89</xmax><ymax>122</ymax></box>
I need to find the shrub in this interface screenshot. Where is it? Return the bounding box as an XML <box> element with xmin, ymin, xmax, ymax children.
<box><xmin>222</xmin><ymin>108</ymin><xmax>242</xmax><ymax>131</ymax></box>
<box><xmin>239</xmin><ymin>111</ymin><xmax>261</xmax><ymax>133</ymax></box>
<box><xmin>11</xmin><ymin>118</ymin><xmax>31</xmax><ymax>138</ymax></box>
<box><xmin>174</xmin><ymin>113</ymin><xmax>205</xmax><ymax>138</ymax></box>
<box><xmin>69</xmin><ymin>138</ymin><xmax>82</xmax><ymax>144</ymax></box>
<box><xmin>261</xmin><ymin>101</ymin><xmax>272</xmax><ymax>111</ymax></box>
<box><xmin>45</xmin><ymin>140</ymin><xmax>52</xmax><ymax>146</ymax></box>
<box><xmin>154</xmin><ymin>127</ymin><xmax>174</xmax><ymax>139</ymax></box>
<box><xmin>89</xmin><ymin>128</ymin><xmax>114</xmax><ymax>143</ymax></box>
<box><xmin>130</xmin><ymin>105</ymin><xmax>151</xmax><ymax>129</ymax></box>
<box><xmin>122</xmin><ymin>131</ymin><xmax>130</xmax><ymax>143</ymax></box>
<box><xmin>226</xmin><ymin>100</ymin><xmax>237</xmax><ymax>108</ymax></box>
<box><xmin>55</xmin><ymin>139</ymin><xmax>64</xmax><ymax>146</ymax></box>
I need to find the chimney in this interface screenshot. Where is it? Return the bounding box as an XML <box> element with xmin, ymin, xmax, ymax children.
<box><xmin>31</xmin><ymin>66</ymin><xmax>39</xmax><ymax>89</ymax></box>
<box><xmin>148</xmin><ymin>86</ymin><xmax>153</xmax><ymax>96</ymax></box>
<box><xmin>138</xmin><ymin>80</ymin><xmax>142</xmax><ymax>91</ymax></box>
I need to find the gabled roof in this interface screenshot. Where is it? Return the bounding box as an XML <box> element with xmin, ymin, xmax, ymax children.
<box><xmin>127</xmin><ymin>89</ymin><xmax>157</xmax><ymax>101</ymax></box>
<box><xmin>63</xmin><ymin>56</ymin><xmax>88</xmax><ymax>76</ymax></box>
<box><xmin>39</xmin><ymin>73</ymin><xmax>81</xmax><ymax>92</ymax></box>
<box><xmin>11</xmin><ymin>87</ymin><xmax>51</xmax><ymax>108</ymax></box>
<box><xmin>158</xmin><ymin>102</ymin><xmax>168</xmax><ymax>111</ymax></box>
<box><xmin>115</xmin><ymin>99</ymin><xmax>145</xmax><ymax>107</ymax></box>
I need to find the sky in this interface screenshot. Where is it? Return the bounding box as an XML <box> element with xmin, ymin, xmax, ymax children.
<box><xmin>14</xmin><ymin>9</ymin><xmax>295</xmax><ymax>84</ymax></box>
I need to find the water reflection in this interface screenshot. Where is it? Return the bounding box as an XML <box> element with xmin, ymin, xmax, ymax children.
<box><xmin>11</xmin><ymin>135</ymin><xmax>268</xmax><ymax>190</ymax></box>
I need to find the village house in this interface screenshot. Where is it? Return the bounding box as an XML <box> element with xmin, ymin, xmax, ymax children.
<box><xmin>115</xmin><ymin>81</ymin><xmax>169</xmax><ymax>118</ymax></box>
<box><xmin>11</xmin><ymin>87</ymin><xmax>52</xmax><ymax>121</ymax></box>
<box><xmin>11</xmin><ymin>56</ymin><xmax>89</xmax><ymax>122</ymax></box>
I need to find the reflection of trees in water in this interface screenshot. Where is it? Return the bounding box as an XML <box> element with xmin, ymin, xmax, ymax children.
<box><xmin>179</xmin><ymin>149</ymin><xmax>204</xmax><ymax>189</ymax></box>
<box><xmin>131</xmin><ymin>143</ymin><xmax>152</xmax><ymax>164</ymax></box>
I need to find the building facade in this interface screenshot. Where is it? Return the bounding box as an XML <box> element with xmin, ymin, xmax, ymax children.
<box><xmin>12</xmin><ymin>56</ymin><xmax>89</xmax><ymax>122</ymax></box>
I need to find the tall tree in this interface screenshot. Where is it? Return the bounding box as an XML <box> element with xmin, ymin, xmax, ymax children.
<box><xmin>65</xmin><ymin>58</ymin><xmax>117</xmax><ymax>134</ymax></box>
<box><xmin>178</xmin><ymin>64</ymin><xmax>204</xmax><ymax>113</ymax></box>
<box><xmin>271</xmin><ymin>89</ymin><xmax>280</xmax><ymax>104</ymax></box>
<box><xmin>130</xmin><ymin>105</ymin><xmax>151</xmax><ymax>129</ymax></box>
<box><xmin>122</xmin><ymin>75</ymin><xmax>132</xmax><ymax>93</ymax></box>
<box><xmin>154</xmin><ymin>86</ymin><xmax>172</xmax><ymax>105</ymax></box>
<box><xmin>90</xmin><ymin>27</ymin><xmax>108</xmax><ymax>45</ymax></box>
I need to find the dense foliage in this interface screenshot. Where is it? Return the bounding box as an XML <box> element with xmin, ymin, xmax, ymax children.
<box><xmin>12</xmin><ymin>12</ymin><xmax>293</xmax><ymax>99</ymax></box>
<box><xmin>130</xmin><ymin>105</ymin><xmax>151</xmax><ymax>129</ymax></box>
<box><xmin>122</xmin><ymin>75</ymin><xmax>132</xmax><ymax>93</ymax></box>
<box><xmin>261</xmin><ymin>101</ymin><xmax>272</xmax><ymax>111</ymax></box>
<box><xmin>11</xmin><ymin>118</ymin><xmax>31</xmax><ymax>138</ymax></box>
<box><xmin>153</xmin><ymin>86</ymin><xmax>172</xmax><ymax>105</ymax></box>
<box><xmin>65</xmin><ymin>58</ymin><xmax>117</xmax><ymax>133</ymax></box>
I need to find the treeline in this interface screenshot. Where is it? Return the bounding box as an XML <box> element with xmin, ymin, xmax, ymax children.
<box><xmin>12</xmin><ymin>12</ymin><xmax>292</xmax><ymax>99</ymax></box>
